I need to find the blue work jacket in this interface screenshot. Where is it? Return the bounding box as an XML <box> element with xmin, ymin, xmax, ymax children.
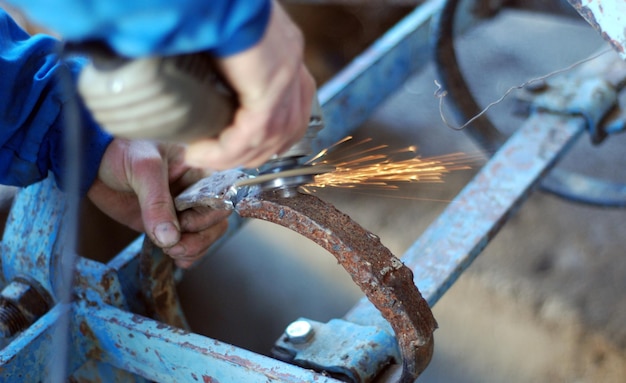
<box><xmin>0</xmin><ymin>9</ymin><xmax>112</xmax><ymax>194</ymax></box>
<box><xmin>0</xmin><ymin>1</ymin><xmax>270</xmax><ymax>194</ymax></box>
<box><xmin>5</xmin><ymin>1</ymin><xmax>270</xmax><ymax>57</ymax></box>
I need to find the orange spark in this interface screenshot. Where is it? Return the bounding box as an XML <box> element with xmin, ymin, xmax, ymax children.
<box><xmin>303</xmin><ymin>137</ymin><xmax>481</xmax><ymax>192</ymax></box>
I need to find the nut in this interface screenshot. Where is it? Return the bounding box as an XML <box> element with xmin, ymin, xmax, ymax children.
<box><xmin>0</xmin><ymin>279</ymin><xmax>51</xmax><ymax>338</ymax></box>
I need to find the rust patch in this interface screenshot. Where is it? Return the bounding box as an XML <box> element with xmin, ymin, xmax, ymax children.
<box><xmin>79</xmin><ymin>321</ymin><xmax>95</xmax><ymax>339</ymax></box>
<box><xmin>99</xmin><ymin>275</ymin><xmax>111</xmax><ymax>291</ymax></box>
<box><xmin>81</xmin><ymin>321</ymin><xmax>105</xmax><ymax>361</ymax></box>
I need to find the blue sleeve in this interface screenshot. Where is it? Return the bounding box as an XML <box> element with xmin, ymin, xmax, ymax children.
<box><xmin>0</xmin><ymin>9</ymin><xmax>113</xmax><ymax>194</ymax></box>
<box><xmin>4</xmin><ymin>1</ymin><xmax>271</xmax><ymax>58</ymax></box>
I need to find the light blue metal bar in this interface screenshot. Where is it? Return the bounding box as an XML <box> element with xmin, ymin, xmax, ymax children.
<box><xmin>316</xmin><ymin>0</ymin><xmax>444</xmax><ymax>151</ymax></box>
<box><xmin>346</xmin><ymin>112</ymin><xmax>586</xmax><ymax>326</ymax></box>
<box><xmin>410</xmin><ymin>113</ymin><xmax>585</xmax><ymax>305</ymax></box>
<box><xmin>79</xmin><ymin>303</ymin><xmax>342</xmax><ymax>383</ymax></box>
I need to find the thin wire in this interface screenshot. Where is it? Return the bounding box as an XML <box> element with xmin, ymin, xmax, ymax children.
<box><xmin>435</xmin><ymin>48</ymin><xmax>613</xmax><ymax>131</ymax></box>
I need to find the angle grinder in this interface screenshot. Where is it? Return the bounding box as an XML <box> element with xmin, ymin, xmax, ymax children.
<box><xmin>77</xmin><ymin>48</ymin><xmax>331</xmax><ymax>197</ymax></box>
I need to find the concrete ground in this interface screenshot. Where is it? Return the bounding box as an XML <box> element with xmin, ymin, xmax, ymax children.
<box><xmin>176</xmin><ymin>6</ymin><xmax>626</xmax><ymax>383</ymax></box>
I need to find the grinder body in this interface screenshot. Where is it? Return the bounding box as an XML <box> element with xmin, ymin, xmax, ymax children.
<box><xmin>78</xmin><ymin>53</ymin><xmax>236</xmax><ymax>143</ymax></box>
<box><xmin>78</xmin><ymin>52</ymin><xmax>322</xmax><ymax>159</ymax></box>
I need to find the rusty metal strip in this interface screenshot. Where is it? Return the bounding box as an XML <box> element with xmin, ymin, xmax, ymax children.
<box><xmin>236</xmin><ymin>191</ymin><xmax>436</xmax><ymax>382</ymax></box>
<box><xmin>138</xmin><ymin>239</ymin><xmax>189</xmax><ymax>330</ymax></box>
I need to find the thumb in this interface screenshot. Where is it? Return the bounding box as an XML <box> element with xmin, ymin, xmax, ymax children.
<box><xmin>130</xmin><ymin>153</ymin><xmax>181</xmax><ymax>249</ymax></box>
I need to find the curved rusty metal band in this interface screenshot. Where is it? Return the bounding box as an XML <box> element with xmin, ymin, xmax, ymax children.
<box><xmin>236</xmin><ymin>191</ymin><xmax>437</xmax><ymax>382</ymax></box>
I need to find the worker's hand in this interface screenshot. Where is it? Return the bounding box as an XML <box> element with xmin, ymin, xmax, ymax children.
<box><xmin>184</xmin><ymin>0</ymin><xmax>316</xmax><ymax>170</ymax></box>
<box><xmin>87</xmin><ymin>139</ymin><xmax>230</xmax><ymax>268</ymax></box>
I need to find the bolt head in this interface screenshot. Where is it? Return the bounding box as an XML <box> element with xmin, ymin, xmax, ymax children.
<box><xmin>285</xmin><ymin>320</ymin><xmax>314</xmax><ymax>344</ymax></box>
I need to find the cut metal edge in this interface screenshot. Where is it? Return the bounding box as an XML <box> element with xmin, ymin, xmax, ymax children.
<box><xmin>234</xmin><ymin>165</ymin><xmax>336</xmax><ymax>188</ymax></box>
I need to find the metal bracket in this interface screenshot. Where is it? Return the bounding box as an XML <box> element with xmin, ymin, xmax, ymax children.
<box><xmin>273</xmin><ymin>318</ymin><xmax>397</xmax><ymax>383</ymax></box>
<box><xmin>515</xmin><ymin>50</ymin><xmax>626</xmax><ymax>144</ymax></box>
<box><xmin>524</xmin><ymin>77</ymin><xmax>616</xmax><ymax>144</ymax></box>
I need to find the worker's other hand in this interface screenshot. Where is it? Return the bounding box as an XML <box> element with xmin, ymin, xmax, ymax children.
<box><xmin>184</xmin><ymin>0</ymin><xmax>316</xmax><ymax>170</ymax></box>
<box><xmin>87</xmin><ymin>139</ymin><xmax>230</xmax><ymax>268</ymax></box>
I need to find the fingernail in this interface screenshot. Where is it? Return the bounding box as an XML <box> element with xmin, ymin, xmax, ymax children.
<box><xmin>166</xmin><ymin>244</ymin><xmax>186</xmax><ymax>258</ymax></box>
<box><xmin>154</xmin><ymin>222</ymin><xmax>179</xmax><ymax>247</ymax></box>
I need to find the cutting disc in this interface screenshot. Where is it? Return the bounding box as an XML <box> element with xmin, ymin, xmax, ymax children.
<box><xmin>234</xmin><ymin>164</ymin><xmax>335</xmax><ymax>188</ymax></box>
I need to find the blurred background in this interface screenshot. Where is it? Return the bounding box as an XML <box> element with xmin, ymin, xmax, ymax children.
<box><xmin>3</xmin><ymin>1</ymin><xmax>626</xmax><ymax>382</ymax></box>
